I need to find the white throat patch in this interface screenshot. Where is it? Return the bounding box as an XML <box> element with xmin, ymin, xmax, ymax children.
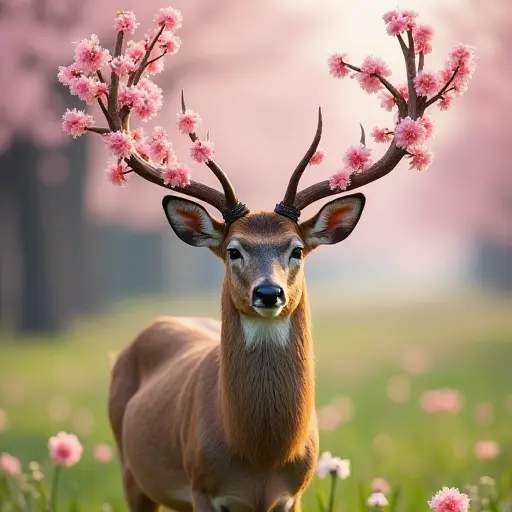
<box><xmin>240</xmin><ymin>316</ymin><xmax>291</xmax><ymax>349</ymax></box>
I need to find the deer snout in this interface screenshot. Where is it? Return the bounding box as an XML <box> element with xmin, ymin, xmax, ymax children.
<box><xmin>252</xmin><ymin>284</ymin><xmax>285</xmax><ymax>309</ymax></box>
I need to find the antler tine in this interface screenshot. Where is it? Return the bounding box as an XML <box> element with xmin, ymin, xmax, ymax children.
<box><xmin>128</xmin><ymin>153</ymin><xmax>227</xmax><ymax>211</ymax></box>
<box><xmin>181</xmin><ymin>90</ymin><xmax>241</xmax><ymax>211</ymax></box>
<box><xmin>281</xmin><ymin>107</ymin><xmax>323</xmax><ymax>207</ymax></box>
<box><xmin>294</xmin><ymin>142</ymin><xmax>406</xmax><ymax>210</ymax></box>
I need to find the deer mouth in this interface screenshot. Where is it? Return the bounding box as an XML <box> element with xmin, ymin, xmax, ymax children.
<box><xmin>252</xmin><ymin>305</ymin><xmax>284</xmax><ymax>318</ymax></box>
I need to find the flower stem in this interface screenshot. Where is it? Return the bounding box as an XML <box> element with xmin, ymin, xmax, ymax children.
<box><xmin>50</xmin><ymin>465</ymin><xmax>62</xmax><ymax>512</ymax></box>
<box><xmin>327</xmin><ymin>474</ymin><xmax>338</xmax><ymax>512</ymax></box>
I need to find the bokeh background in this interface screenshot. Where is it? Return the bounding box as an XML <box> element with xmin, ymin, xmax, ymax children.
<box><xmin>0</xmin><ymin>0</ymin><xmax>511</xmax><ymax>509</ymax></box>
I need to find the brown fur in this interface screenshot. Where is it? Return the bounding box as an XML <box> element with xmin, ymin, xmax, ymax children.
<box><xmin>108</xmin><ymin>203</ymin><xmax>363</xmax><ymax>512</ymax></box>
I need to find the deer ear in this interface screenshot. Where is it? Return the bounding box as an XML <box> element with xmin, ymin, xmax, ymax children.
<box><xmin>300</xmin><ymin>193</ymin><xmax>366</xmax><ymax>248</ymax></box>
<box><xmin>162</xmin><ymin>196</ymin><xmax>224</xmax><ymax>248</ymax></box>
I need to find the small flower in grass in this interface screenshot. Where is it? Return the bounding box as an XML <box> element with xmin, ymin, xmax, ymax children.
<box><xmin>177</xmin><ymin>109</ymin><xmax>202</xmax><ymax>134</ymax></box>
<box><xmin>428</xmin><ymin>487</ymin><xmax>470</xmax><ymax>512</ymax></box>
<box><xmin>357</xmin><ymin>56</ymin><xmax>391</xmax><ymax>94</ymax></box>
<box><xmin>154</xmin><ymin>7</ymin><xmax>183</xmax><ymax>31</ymax></box>
<box><xmin>114</xmin><ymin>11</ymin><xmax>139</xmax><ymax>35</ymax></box>
<box><xmin>475</xmin><ymin>440</ymin><xmax>500</xmax><ymax>460</ymax></box>
<box><xmin>413</xmin><ymin>24</ymin><xmax>435</xmax><ymax>54</ymax></box>
<box><xmin>368</xmin><ymin>492</ymin><xmax>389</xmax><ymax>508</ymax></box>
<box><xmin>309</xmin><ymin>150</ymin><xmax>326</xmax><ymax>165</ymax></box>
<box><xmin>48</xmin><ymin>432</ymin><xmax>83</xmax><ymax>467</ymax></box>
<box><xmin>394</xmin><ymin>116</ymin><xmax>427</xmax><ymax>150</ymax></box>
<box><xmin>73</xmin><ymin>34</ymin><xmax>111</xmax><ymax>75</ymax></box>
<box><xmin>371</xmin><ymin>127</ymin><xmax>392</xmax><ymax>143</ymax></box>
<box><xmin>420</xmin><ymin>388</ymin><xmax>463</xmax><ymax>413</ymax></box>
<box><xmin>162</xmin><ymin>163</ymin><xmax>191</xmax><ymax>188</ymax></box>
<box><xmin>316</xmin><ymin>451</ymin><xmax>350</xmax><ymax>479</ymax></box>
<box><xmin>62</xmin><ymin>108</ymin><xmax>94</xmax><ymax>138</ymax></box>
<box><xmin>328</xmin><ymin>53</ymin><xmax>350</xmax><ymax>78</ymax></box>
<box><xmin>343</xmin><ymin>144</ymin><xmax>372</xmax><ymax>172</ymax></box>
<box><xmin>104</xmin><ymin>131</ymin><xmax>134</xmax><ymax>159</ymax></box>
<box><xmin>0</xmin><ymin>453</ymin><xmax>21</xmax><ymax>476</ymax></box>
<box><xmin>0</xmin><ymin>408</ymin><xmax>8</xmax><ymax>431</ymax></box>
<box><xmin>329</xmin><ymin>168</ymin><xmax>352</xmax><ymax>191</ymax></box>
<box><xmin>190</xmin><ymin>140</ymin><xmax>214</xmax><ymax>163</ymax></box>
<box><xmin>105</xmin><ymin>160</ymin><xmax>132</xmax><ymax>187</ymax></box>
<box><xmin>371</xmin><ymin>478</ymin><xmax>391</xmax><ymax>495</ymax></box>
<box><xmin>414</xmin><ymin>72</ymin><xmax>440</xmax><ymax>97</ymax></box>
<box><xmin>94</xmin><ymin>444</ymin><xmax>113</xmax><ymax>463</ymax></box>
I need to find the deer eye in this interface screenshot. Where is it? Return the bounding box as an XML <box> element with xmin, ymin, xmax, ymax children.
<box><xmin>291</xmin><ymin>247</ymin><xmax>303</xmax><ymax>260</ymax></box>
<box><xmin>227</xmin><ymin>248</ymin><xmax>242</xmax><ymax>261</ymax></box>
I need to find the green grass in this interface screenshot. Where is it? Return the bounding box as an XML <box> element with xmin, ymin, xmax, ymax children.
<box><xmin>1</xmin><ymin>290</ymin><xmax>512</xmax><ymax>511</ymax></box>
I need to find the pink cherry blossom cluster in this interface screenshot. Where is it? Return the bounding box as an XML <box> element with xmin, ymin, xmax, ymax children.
<box><xmin>327</xmin><ymin>8</ymin><xmax>476</xmax><ymax>191</ymax></box>
<box><xmin>58</xmin><ymin>8</ymin><xmax>213</xmax><ymax>189</ymax></box>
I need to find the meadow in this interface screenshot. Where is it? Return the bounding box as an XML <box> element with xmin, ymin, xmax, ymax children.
<box><xmin>1</xmin><ymin>288</ymin><xmax>512</xmax><ymax>511</ymax></box>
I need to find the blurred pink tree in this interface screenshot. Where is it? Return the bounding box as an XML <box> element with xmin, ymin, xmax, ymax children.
<box><xmin>0</xmin><ymin>0</ymin><xmax>318</xmax><ymax>334</ymax></box>
<box><xmin>416</xmin><ymin>0</ymin><xmax>511</xmax><ymax>291</ymax></box>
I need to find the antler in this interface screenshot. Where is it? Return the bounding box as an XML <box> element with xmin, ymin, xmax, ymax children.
<box><xmin>58</xmin><ymin>9</ymin><xmax>248</xmax><ymax>224</ymax></box>
<box><xmin>275</xmin><ymin>10</ymin><xmax>475</xmax><ymax>218</ymax></box>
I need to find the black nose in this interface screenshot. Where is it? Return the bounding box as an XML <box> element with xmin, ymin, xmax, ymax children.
<box><xmin>252</xmin><ymin>285</ymin><xmax>285</xmax><ymax>308</ymax></box>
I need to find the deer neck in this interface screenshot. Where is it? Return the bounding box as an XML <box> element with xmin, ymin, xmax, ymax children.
<box><xmin>219</xmin><ymin>278</ymin><xmax>315</xmax><ymax>469</ymax></box>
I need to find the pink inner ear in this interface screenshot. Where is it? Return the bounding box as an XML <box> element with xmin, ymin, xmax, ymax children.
<box><xmin>326</xmin><ymin>205</ymin><xmax>352</xmax><ymax>230</ymax></box>
<box><xmin>176</xmin><ymin>208</ymin><xmax>202</xmax><ymax>233</ymax></box>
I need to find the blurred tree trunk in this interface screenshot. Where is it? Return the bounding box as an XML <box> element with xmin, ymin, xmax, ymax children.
<box><xmin>471</xmin><ymin>236</ymin><xmax>512</xmax><ymax>293</ymax></box>
<box><xmin>8</xmin><ymin>138</ymin><xmax>62</xmax><ymax>334</ymax></box>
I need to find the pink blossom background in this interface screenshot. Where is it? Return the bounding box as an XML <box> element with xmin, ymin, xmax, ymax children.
<box><xmin>1</xmin><ymin>0</ymin><xmax>509</xmax><ymax>296</ymax></box>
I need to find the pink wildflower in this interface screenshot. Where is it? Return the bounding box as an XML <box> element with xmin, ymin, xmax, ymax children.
<box><xmin>162</xmin><ymin>163</ymin><xmax>191</xmax><ymax>188</ymax></box>
<box><xmin>118</xmin><ymin>84</ymin><xmax>145</xmax><ymax>109</ymax></box>
<box><xmin>419</xmin><ymin>116</ymin><xmax>435</xmax><ymax>139</ymax></box>
<box><xmin>316</xmin><ymin>451</ymin><xmax>350</xmax><ymax>479</ymax></box>
<box><xmin>394</xmin><ymin>116</ymin><xmax>427</xmax><ymax>149</ymax></box>
<box><xmin>309</xmin><ymin>150</ymin><xmax>326</xmax><ymax>165</ymax></box>
<box><xmin>329</xmin><ymin>168</ymin><xmax>352</xmax><ymax>191</ymax></box>
<box><xmin>105</xmin><ymin>160</ymin><xmax>131</xmax><ymax>186</ymax></box>
<box><xmin>154</xmin><ymin>7</ymin><xmax>183</xmax><ymax>31</ymax></box>
<box><xmin>176</xmin><ymin>109</ymin><xmax>202</xmax><ymax>134</ymax></box>
<box><xmin>114</xmin><ymin>11</ymin><xmax>139</xmax><ymax>35</ymax></box>
<box><xmin>328</xmin><ymin>53</ymin><xmax>350</xmax><ymax>78</ymax></box>
<box><xmin>93</xmin><ymin>444</ymin><xmax>113</xmax><ymax>463</ymax></box>
<box><xmin>408</xmin><ymin>146</ymin><xmax>434</xmax><ymax>171</ymax></box>
<box><xmin>385</xmin><ymin>13</ymin><xmax>407</xmax><ymax>36</ymax></box>
<box><xmin>397</xmin><ymin>83</ymin><xmax>409</xmax><ymax>101</ymax></box>
<box><xmin>475</xmin><ymin>441</ymin><xmax>500</xmax><ymax>460</ymax></box>
<box><xmin>371</xmin><ymin>478</ymin><xmax>391</xmax><ymax>494</ymax></box>
<box><xmin>371</xmin><ymin>127</ymin><xmax>392</xmax><ymax>143</ymax></box>
<box><xmin>420</xmin><ymin>388</ymin><xmax>463</xmax><ymax>413</ymax></box>
<box><xmin>357</xmin><ymin>56</ymin><xmax>391</xmax><ymax>94</ymax></box>
<box><xmin>147</xmin><ymin>59</ymin><xmax>164</xmax><ymax>75</ymax></box>
<box><xmin>62</xmin><ymin>108</ymin><xmax>94</xmax><ymax>138</ymax></box>
<box><xmin>190</xmin><ymin>140</ymin><xmax>214</xmax><ymax>163</ymax></box>
<box><xmin>73</xmin><ymin>34</ymin><xmax>111</xmax><ymax>75</ymax></box>
<box><xmin>0</xmin><ymin>453</ymin><xmax>21</xmax><ymax>476</ymax></box>
<box><xmin>132</xmin><ymin>79</ymin><xmax>163</xmax><ymax>121</ymax></box>
<box><xmin>48</xmin><ymin>432</ymin><xmax>83</xmax><ymax>467</ymax></box>
<box><xmin>414</xmin><ymin>72</ymin><xmax>440</xmax><ymax>97</ymax></box>
<box><xmin>111</xmin><ymin>55</ymin><xmax>137</xmax><ymax>77</ymax></box>
<box><xmin>438</xmin><ymin>93</ymin><xmax>454</xmax><ymax>111</ymax></box>
<box><xmin>147</xmin><ymin>126</ymin><xmax>174</xmax><ymax>164</ymax></box>
<box><xmin>413</xmin><ymin>24</ymin><xmax>435</xmax><ymax>54</ymax></box>
<box><xmin>69</xmin><ymin>76</ymin><xmax>99</xmax><ymax>104</ymax></box>
<box><xmin>444</xmin><ymin>43</ymin><xmax>477</xmax><ymax>95</ymax></box>
<box><xmin>343</xmin><ymin>144</ymin><xmax>372</xmax><ymax>172</ymax></box>
<box><xmin>379</xmin><ymin>92</ymin><xmax>396</xmax><ymax>112</ymax></box>
<box><xmin>367</xmin><ymin>493</ymin><xmax>389</xmax><ymax>508</ymax></box>
<box><xmin>383</xmin><ymin>9</ymin><xmax>417</xmax><ymax>28</ymax></box>
<box><xmin>126</xmin><ymin>40</ymin><xmax>146</xmax><ymax>65</ymax></box>
<box><xmin>104</xmin><ymin>131</ymin><xmax>134</xmax><ymax>159</ymax></box>
<box><xmin>57</xmin><ymin>63</ymin><xmax>83</xmax><ymax>87</ymax></box>
<box><xmin>428</xmin><ymin>487</ymin><xmax>470</xmax><ymax>512</ymax></box>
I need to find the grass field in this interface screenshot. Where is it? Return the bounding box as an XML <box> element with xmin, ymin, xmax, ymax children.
<box><xmin>1</xmin><ymin>289</ymin><xmax>512</xmax><ymax>511</ymax></box>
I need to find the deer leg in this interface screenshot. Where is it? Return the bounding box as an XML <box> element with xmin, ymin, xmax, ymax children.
<box><xmin>192</xmin><ymin>490</ymin><xmax>215</xmax><ymax>512</ymax></box>
<box><xmin>123</xmin><ymin>467</ymin><xmax>160</xmax><ymax>512</ymax></box>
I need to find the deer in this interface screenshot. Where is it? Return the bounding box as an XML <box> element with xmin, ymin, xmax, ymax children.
<box><xmin>55</xmin><ymin>7</ymin><xmax>474</xmax><ymax>512</ymax></box>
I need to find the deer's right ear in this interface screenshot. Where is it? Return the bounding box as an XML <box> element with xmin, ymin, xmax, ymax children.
<box><xmin>162</xmin><ymin>196</ymin><xmax>224</xmax><ymax>248</ymax></box>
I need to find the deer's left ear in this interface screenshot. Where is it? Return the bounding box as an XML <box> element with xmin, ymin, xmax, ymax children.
<box><xmin>300</xmin><ymin>193</ymin><xmax>366</xmax><ymax>247</ymax></box>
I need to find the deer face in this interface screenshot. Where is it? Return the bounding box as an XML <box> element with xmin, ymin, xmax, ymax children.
<box><xmin>163</xmin><ymin>193</ymin><xmax>365</xmax><ymax>318</ymax></box>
